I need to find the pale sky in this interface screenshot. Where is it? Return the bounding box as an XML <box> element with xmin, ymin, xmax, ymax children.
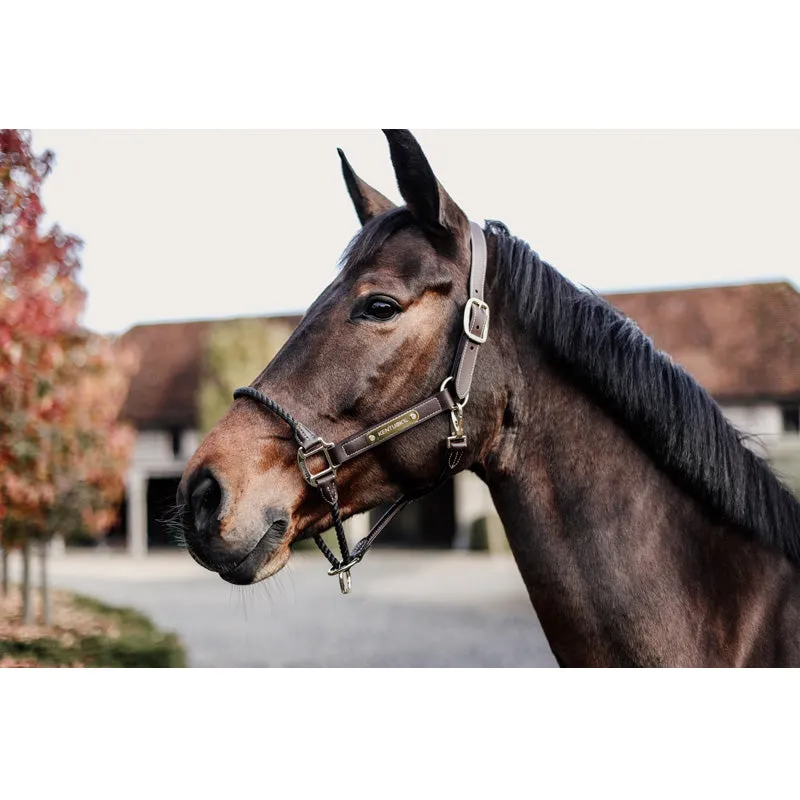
<box><xmin>31</xmin><ymin>130</ymin><xmax>800</xmax><ymax>335</ymax></box>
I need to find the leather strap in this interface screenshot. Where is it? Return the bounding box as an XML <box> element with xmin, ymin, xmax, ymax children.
<box><xmin>348</xmin><ymin>461</ymin><xmax>451</xmax><ymax>562</ymax></box>
<box><xmin>330</xmin><ymin>387</ymin><xmax>455</xmax><ymax>466</ymax></box>
<box><xmin>350</xmin><ymin>493</ymin><xmax>416</xmax><ymax>559</ymax></box>
<box><xmin>453</xmin><ymin>221</ymin><xmax>489</xmax><ymax>401</ymax></box>
<box><xmin>468</xmin><ymin>220</ymin><xmax>488</xmax><ymax>310</ymax></box>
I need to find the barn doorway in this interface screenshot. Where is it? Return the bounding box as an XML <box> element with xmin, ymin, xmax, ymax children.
<box><xmin>368</xmin><ymin>480</ymin><xmax>455</xmax><ymax>549</ymax></box>
<box><xmin>146</xmin><ymin>476</ymin><xmax>183</xmax><ymax>548</ymax></box>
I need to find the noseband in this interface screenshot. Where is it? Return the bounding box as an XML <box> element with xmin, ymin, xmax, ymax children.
<box><xmin>233</xmin><ymin>221</ymin><xmax>490</xmax><ymax>593</ymax></box>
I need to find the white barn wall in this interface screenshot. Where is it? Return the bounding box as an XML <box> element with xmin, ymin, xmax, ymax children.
<box><xmin>125</xmin><ymin>429</ymin><xmax>197</xmax><ymax>555</ymax></box>
<box><xmin>720</xmin><ymin>403</ymin><xmax>783</xmax><ymax>457</ymax></box>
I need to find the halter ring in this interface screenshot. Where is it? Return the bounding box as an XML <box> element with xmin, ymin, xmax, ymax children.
<box><xmin>327</xmin><ymin>555</ymin><xmax>362</xmax><ymax>576</ymax></box>
<box><xmin>440</xmin><ymin>376</ymin><xmax>469</xmax><ymax>409</ymax></box>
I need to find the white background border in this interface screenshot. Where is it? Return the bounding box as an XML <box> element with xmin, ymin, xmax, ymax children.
<box><xmin>3</xmin><ymin>1</ymin><xmax>800</xmax><ymax>796</ymax></box>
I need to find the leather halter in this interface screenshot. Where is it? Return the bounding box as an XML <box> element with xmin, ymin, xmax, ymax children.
<box><xmin>233</xmin><ymin>220</ymin><xmax>490</xmax><ymax>593</ymax></box>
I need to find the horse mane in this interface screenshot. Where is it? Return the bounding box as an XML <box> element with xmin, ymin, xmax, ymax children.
<box><xmin>486</xmin><ymin>219</ymin><xmax>800</xmax><ymax>565</ymax></box>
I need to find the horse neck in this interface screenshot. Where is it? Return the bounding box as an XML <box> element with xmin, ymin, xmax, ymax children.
<box><xmin>477</xmin><ymin>305</ymin><xmax>797</xmax><ymax>666</ymax></box>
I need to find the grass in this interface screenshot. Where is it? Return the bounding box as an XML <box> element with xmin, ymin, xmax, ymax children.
<box><xmin>0</xmin><ymin>589</ymin><xmax>186</xmax><ymax>668</ymax></box>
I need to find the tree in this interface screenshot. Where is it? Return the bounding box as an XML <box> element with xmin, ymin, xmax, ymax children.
<box><xmin>198</xmin><ymin>317</ymin><xmax>294</xmax><ymax>435</ymax></box>
<box><xmin>0</xmin><ymin>130</ymin><xmax>134</xmax><ymax>624</ymax></box>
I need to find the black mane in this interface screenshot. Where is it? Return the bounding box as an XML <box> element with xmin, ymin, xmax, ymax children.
<box><xmin>486</xmin><ymin>219</ymin><xmax>800</xmax><ymax>566</ymax></box>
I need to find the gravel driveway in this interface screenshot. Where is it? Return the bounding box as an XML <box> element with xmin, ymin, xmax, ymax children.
<box><xmin>8</xmin><ymin>548</ymin><xmax>557</xmax><ymax>667</ymax></box>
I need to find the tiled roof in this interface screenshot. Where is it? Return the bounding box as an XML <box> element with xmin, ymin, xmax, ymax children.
<box><xmin>120</xmin><ymin>315</ymin><xmax>301</xmax><ymax>429</ymax></box>
<box><xmin>606</xmin><ymin>282</ymin><xmax>800</xmax><ymax>402</ymax></box>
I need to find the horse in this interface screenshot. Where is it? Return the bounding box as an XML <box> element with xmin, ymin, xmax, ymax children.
<box><xmin>177</xmin><ymin>129</ymin><xmax>800</xmax><ymax>667</ymax></box>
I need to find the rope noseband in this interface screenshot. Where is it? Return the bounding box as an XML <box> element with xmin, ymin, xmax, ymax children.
<box><xmin>233</xmin><ymin>221</ymin><xmax>490</xmax><ymax>593</ymax></box>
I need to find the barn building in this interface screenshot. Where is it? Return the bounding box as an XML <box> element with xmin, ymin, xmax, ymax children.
<box><xmin>111</xmin><ymin>281</ymin><xmax>800</xmax><ymax>556</ymax></box>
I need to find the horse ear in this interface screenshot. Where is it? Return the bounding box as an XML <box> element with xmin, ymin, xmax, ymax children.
<box><xmin>382</xmin><ymin>129</ymin><xmax>469</xmax><ymax>249</ymax></box>
<box><xmin>337</xmin><ymin>148</ymin><xmax>396</xmax><ymax>225</ymax></box>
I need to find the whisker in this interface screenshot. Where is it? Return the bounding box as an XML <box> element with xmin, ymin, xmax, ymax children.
<box><xmin>159</xmin><ymin>502</ymin><xmax>191</xmax><ymax>549</ymax></box>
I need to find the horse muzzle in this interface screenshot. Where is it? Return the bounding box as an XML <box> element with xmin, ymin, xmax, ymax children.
<box><xmin>178</xmin><ymin>467</ymin><xmax>291</xmax><ymax>584</ymax></box>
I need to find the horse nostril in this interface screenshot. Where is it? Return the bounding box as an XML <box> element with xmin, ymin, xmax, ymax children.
<box><xmin>190</xmin><ymin>472</ymin><xmax>223</xmax><ymax>537</ymax></box>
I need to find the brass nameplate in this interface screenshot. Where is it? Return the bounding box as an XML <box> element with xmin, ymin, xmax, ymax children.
<box><xmin>366</xmin><ymin>409</ymin><xmax>421</xmax><ymax>445</ymax></box>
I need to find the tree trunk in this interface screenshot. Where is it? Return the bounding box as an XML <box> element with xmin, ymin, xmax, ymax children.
<box><xmin>22</xmin><ymin>539</ymin><xmax>33</xmax><ymax>625</ymax></box>
<box><xmin>40</xmin><ymin>540</ymin><xmax>50</xmax><ymax>627</ymax></box>
<box><xmin>1</xmin><ymin>547</ymin><xmax>8</xmax><ymax>597</ymax></box>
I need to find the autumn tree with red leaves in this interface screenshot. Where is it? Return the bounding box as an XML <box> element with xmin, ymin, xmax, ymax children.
<box><xmin>0</xmin><ymin>130</ymin><xmax>135</xmax><ymax>624</ymax></box>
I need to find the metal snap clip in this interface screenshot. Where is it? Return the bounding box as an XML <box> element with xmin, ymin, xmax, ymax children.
<box><xmin>447</xmin><ymin>404</ymin><xmax>467</xmax><ymax>450</ymax></box>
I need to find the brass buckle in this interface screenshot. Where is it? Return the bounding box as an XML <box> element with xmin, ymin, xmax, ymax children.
<box><xmin>297</xmin><ymin>438</ymin><xmax>337</xmax><ymax>487</ymax></box>
<box><xmin>463</xmin><ymin>298</ymin><xmax>490</xmax><ymax>344</ymax></box>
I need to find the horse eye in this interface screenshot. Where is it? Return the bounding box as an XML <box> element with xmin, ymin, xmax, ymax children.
<box><xmin>362</xmin><ymin>298</ymin><xmax>400</xmax><ymax>322</ymax></box>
